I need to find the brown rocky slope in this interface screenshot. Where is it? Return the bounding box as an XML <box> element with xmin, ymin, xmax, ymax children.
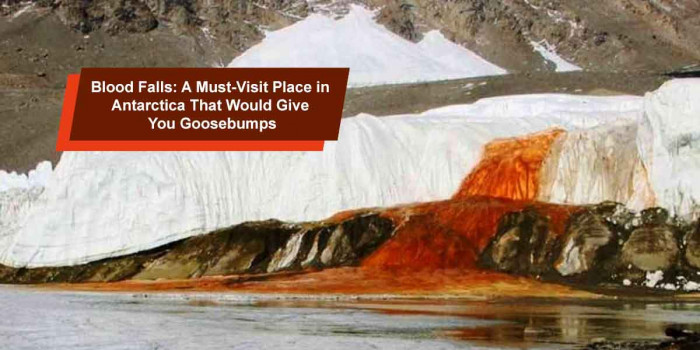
<box><xmin>2</xmin><ymin>0</ymin><xmax>697</xmax><ymax>171</ymax></box>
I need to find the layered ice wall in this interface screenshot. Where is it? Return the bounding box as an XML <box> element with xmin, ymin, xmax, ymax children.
<box><xmin>0</xmin><ymin>188</ymin><xmax>44</xmax><ymax>262</ymax></box>
<box><xmin>638</xmin><ymin>79</ymin><xmax>700</xmax><ymax>219</ymax></box>
<box><xmin>0</xmin><ymin>162</ymin><xmax>53</xmax><ymax>260</ymax></box>
<box><xmin>541</xmin><ymin>79</ymin><xmax>700</xmax><ymax>213</ymax></box>
<box><xmin>229</xmin><ymin>5</ymin><xmax>506</xmax><ymax>86</ymax></box>
<box><xmin>0</xmin><ymin>94</ymin><xmax>642</xmax><ymax>267</ymax></box>
<box><xmin>538</xmin><ymin>120</ymin><xmax>656</xmax><ymax>210</ymax></box>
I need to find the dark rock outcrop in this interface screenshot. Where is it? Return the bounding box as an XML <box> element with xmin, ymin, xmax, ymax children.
<box><xmin>374</xmin><ymin>1</ymin><xmax>421</xmax><ymax>42</ymax></box>
<box><xmin>0</xmin><ymin>213</ymin><xmax>395</xmax><ymax>284</ymax></box>
<box><xmin>554</xmin><ymin>210</ymin><xmax>616</xmax><ymax>278</ymax></box>
<box><xmin>56</xmin><ymin>0</ymin><xmax>159</xmax><ymax>34</ymax></box>
<box><xmin>267</xmin><ymin>213</ymin><xmax>395</xmax><ymax>272</ymax></box>
<box><xmin>684</xmin><ymin>221</ymin><xmax>700</xmax><ymax>270</ymax></box>
<box><xmin>8</xmin><ymin>0</ymin><xmax>306</xmax><ymax>69</ymax></box>
<box><xmin>479</xmin><ymin>208</ymin><xmax>557</xmax><ymax>277</ymax></box>
<box><xmin>479</xmin><ymin>202</ymin><xmax>700</xmax><ymax>292</ymax></box>
<box><xmin>132</xmin><ymin>220</ymin><xmax>298</xmax><ymax>280</ymax></box>
<box><xmin>620</xmin><ymin>226</ymin><xmax>679</xmax><ymax>272</ymax></box>
<box><xmin>41</xmin><ymin>0</ymin><xmax>305</xmax><ymax>35</ymax></box>
<box><xmin>616</xmin><ymin>207</ymin><xmax>689</xmax><ymax>283</ymax></box>
<box><xmin>479</xmin><ymin>202</ymin><xmax>629</xmax><ymax>282</ymax></box>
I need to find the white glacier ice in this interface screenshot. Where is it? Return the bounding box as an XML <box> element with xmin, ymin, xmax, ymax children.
<box><xmin>1</xmin><ymin>80</ymin><xmax>699</xmax><ymax>268</ymax></box>
<box><xmin>229</xmin><ymin>5</ymin><xmax>507</xmax><ymax>86</ymax></box>
<box><xmin>541</xmin><ymin>79</ymin><xmax>700</xmax><ymax>216</ymax></box>
<box><xmin>0</xmin><ymin>188</ymin><xmax>44</xmax><ymax>262</ymax></box>
<box><xmin>0</xmin><ymin>161</ymin><xmax>53</xmax><ymax>193</ymax></box>
<box><xmin>0</xmin><ymin>161</ymin><xmax>53</xmax><ymax>260</ymax></box>
<box><xmin>638</xmin><ymin>78</ymin><xmax>700</xmax><ymax>219</ymax></box>
<box><xmin>539</xmin><ymin>120</ymin><xmax>656</xmax><ymax>210</ymax></box>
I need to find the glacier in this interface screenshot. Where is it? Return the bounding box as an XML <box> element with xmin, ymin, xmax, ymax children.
<box><xmin>638</xmin><ymin>79</ymin><xmax>700</xmax><ymax>218</ymax></box>
<box><xmin>228</xmin><ymin>5</ymin><xmax>507</xmax><ymax>86</ymax></box>
<box><xmin>0</xmin><ymin>94</ymin><xmax>640</xmax><ymax>267</ymax></box>
<box><xmin>0</xmin><ymin>79</ymin><xmax>699</xmax><ymax>267</ymax></box>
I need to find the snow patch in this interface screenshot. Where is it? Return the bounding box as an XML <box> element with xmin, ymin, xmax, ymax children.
<box><xmin>636</xmin><ymin>272</ymin><xmax>700</xmax><ymax>291</ymax></box>
<box><xmin>0</xmin><ymin>161</ymin><xmax>53</xmax><ymax>193</ymax></box>
<box><xmin>229</xmin><ymin>5</ymin><xmax>506</xmax><ymax>86</ymax></box>
<box><xmin>530</xmin><ymin>40</ymin><xmax>581</xmax><ymax>72</ymax></box>
<box><xmin>685</xmin><ymin>281</ymin><xmax>700</xmax><ymax>291</ymax></box>
<box><xmin>644</xmin><ymin>270</ymin><xmax>664</xmax><ymax>288</ymax></box>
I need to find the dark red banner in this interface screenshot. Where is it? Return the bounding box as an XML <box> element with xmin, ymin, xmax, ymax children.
<box><xmin>56</xmin><ymin>68</ymin><xmax>349</xmax><ymax>151</ymax></box>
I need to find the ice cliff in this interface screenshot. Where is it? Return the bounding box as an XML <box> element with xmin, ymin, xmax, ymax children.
<box><xmin>1</xmin><ymin>80</ymin><xmax>699</xmax><ymax>267</ymax></box>
<box><xmin>638</xmin><ymin>80</ymin><xmax>700</xmax><ymax>218</ymax></box>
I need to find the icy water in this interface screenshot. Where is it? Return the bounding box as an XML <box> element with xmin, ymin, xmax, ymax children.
<box><xmin>2</xmin><ymin>286</ymin><xmax>700</xmax><ymax>349</ymax></box>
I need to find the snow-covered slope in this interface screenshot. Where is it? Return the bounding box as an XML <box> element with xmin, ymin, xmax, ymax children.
<box><xmin>228</xmin><ymin>5</ymin><xmax>506</xmax><ymax>86</ymax></box>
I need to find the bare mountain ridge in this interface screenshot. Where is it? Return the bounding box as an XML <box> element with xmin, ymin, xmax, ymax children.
<box><xmin>1</xmin><ymin>0</ymin><xmax>699</xmax><ymax>171</ymax></box>
<box><xmin>3</xmin><ymin>0</ymin><xmax>699</xmax><ymax>72</ymax></box>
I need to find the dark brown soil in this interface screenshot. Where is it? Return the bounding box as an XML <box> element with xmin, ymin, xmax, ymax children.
<box><xmin>0</xmin><ymin>9</ymin><xmax>205</xmax><ymax>171</ymax></box>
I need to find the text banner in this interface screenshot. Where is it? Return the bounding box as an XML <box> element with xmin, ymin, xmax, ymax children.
<box><xmin>56</xmin><ymin>68</ymin><xmax>349</xmax><ymax>151</ymax></box>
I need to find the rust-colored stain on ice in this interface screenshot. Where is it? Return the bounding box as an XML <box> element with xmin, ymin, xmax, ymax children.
<box><xmin>453</xmin><ymin>128</ymin><xmax>565</xmax><ymax>201</ymax></box>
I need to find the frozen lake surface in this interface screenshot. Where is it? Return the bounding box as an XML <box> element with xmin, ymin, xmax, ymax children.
<box><xmin>2</xmin><ymin>286</ymin><xmax>700</xmax><ymax>349</ymax></box>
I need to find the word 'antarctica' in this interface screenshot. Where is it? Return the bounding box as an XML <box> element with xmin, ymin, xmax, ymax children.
<box><xmin>110</xmin><ymin>98</ymin><xmax>308</xmax><ymax>113</ymax></box>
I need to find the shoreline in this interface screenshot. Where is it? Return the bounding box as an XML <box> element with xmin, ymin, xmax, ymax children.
<box><xmin>14</xmin><ymin>267</ymin><xmax>700</xmax><ymax>303</ymax></box>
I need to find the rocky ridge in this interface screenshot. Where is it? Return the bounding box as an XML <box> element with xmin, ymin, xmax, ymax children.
<box><xmin>370</xmin><ymin>0</ymin><xmax>700</xmax><ymax>72</ymax></box>
<box><xmin>3</xmin><ymin>195</ymin><xmax>700</xmax><ymax>297</ymax></box>
<box><xmin>4</xmin><ymin>0</ymin><xmax>700</xmax><ymax>72</ymax></box>
<box><xmin>0</xmin><ymin>212</ymin><xmax>394</xmax><ymax>283</ymax></box>
<box><xmin>479</xmin><ymin>202</ymin><xmax>700</xmax><ymax>292</ymax></box>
